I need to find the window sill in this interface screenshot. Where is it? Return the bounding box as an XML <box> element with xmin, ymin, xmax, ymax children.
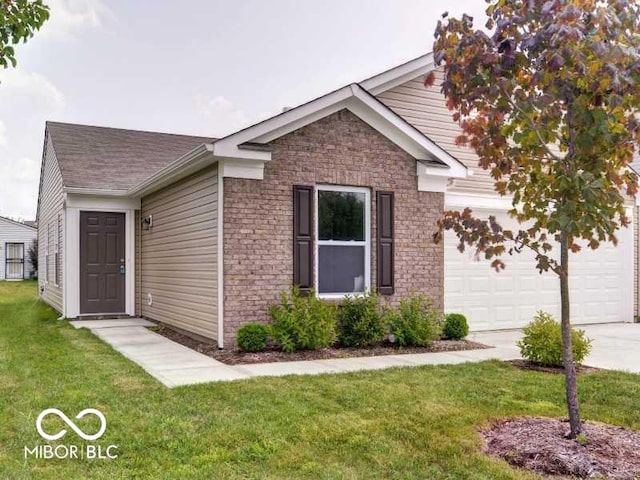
<box><xmin>317</xmin><ymin>292</ymin><xmax>367</xmax><ymax>300</ymax></box>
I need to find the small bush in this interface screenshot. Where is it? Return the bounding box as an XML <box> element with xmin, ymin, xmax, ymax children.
<box><xmin>268</xmin><ymin>287</ymin><xmax>337</xmax><ymax>352</ymax></box>
<box><xmin>337</xmin><ymin>292</ymin><xmax>386</xmax><ymax>347</ymax></box>
<box><xmin>388</xmin><ymin>294</ymin><xmax>443</xmax><ymax>347</ymax></box>
<box><xmin>517</xmin><ymin>311</ymin><xmax>592</xmax><ymax>367</ymax></box>
<box><xmin>237</xmin><ymin>323</ymin><xmax>269</xmax><ymax>352</ymax></box>
<box><xmin>443</xmin><ymin>313</ymin><xmax>469</xmax><ymax>340</ymax></box>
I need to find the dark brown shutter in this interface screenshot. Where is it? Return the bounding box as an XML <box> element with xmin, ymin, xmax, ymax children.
<box><xmin>377</xmin><ymin>191</ymin><xmax>394</xmax><ymax>295</ymax></box>
<box><xmin>293</xmin><ymin>185</ymin><xmax>313</xmax><ymax>294</ymax></box>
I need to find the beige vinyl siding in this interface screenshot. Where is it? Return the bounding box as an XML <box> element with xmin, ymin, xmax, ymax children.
<box><xmin>376</xmin><ymin>68</ymin><xmax>496</xmax><ymax>194</ymax></box>
<box><xmin>140</xmin><ymin>164</ymin><xmax>218</xmax><ymax>341</ymax></box>
<box><xmin>37</xmin><ymin>135</ymin><xmax>64</xmax><ymax>313</ymax></box>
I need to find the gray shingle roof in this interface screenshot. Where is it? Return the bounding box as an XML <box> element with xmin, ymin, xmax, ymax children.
<box><xmin>46</xmin><ymin>121</ymin><xmax>215</xmax><ymax>191</ymax></box>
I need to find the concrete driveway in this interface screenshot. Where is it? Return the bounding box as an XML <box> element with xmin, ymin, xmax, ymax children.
<box><xmin>470</xmin><ymin>322</ymin><xmax>640</xmax><ymax>374</ymax></box>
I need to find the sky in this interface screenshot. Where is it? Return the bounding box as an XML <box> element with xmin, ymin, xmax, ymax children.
<box><xmin>0</xmin><ymin>0</ymin><xmax>488</xmax><ymax>220</ymax></box>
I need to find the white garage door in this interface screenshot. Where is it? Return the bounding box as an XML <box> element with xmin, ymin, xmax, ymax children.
<box><xmin>444</xmin><ymin>208</ymin><xmax>634</xmax><ymax>330</ymax></box>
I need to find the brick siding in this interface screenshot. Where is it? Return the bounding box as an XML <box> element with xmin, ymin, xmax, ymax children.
<box><xmin>222</xmin><ymin>109</ymin><xmax>444</xmax><ymax>347</ymax></box>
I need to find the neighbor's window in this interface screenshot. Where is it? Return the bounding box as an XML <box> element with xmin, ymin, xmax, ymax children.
<box><xmin>316</xmin><ymin>185</ymin><xmax>370</xmax><ymax>297</ymax></box>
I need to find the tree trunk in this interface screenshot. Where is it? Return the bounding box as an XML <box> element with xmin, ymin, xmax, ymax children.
<box><xmin>560</xmin><ymin>232</ymin><xmax>581</xmax><ymax>438</ymax></box>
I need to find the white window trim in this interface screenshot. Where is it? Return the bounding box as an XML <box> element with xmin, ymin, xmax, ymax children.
<box><xmin>314</xmin><ymin>184</ymin><xmax>371</xmax><ymax>299</ymax></box>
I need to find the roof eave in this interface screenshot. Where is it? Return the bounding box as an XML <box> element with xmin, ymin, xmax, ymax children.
<box><xmin>210</xmin><ymin>82</ymin><xmax>466</xmax><ymax>178</ymax></box>
<box><xmin>64</xmin><ymin>187</ymin><xmax>130</xmax><ymax>196</ymax></box>
<box><xmin>360</xmin><ymin>52</ymin><xmax>435</xmax><ymax>96</ymax></box>
<box><xmin>127</xmin><ymin>143</ymin><xmax>216</xmax><ymax>198</ymax></box>
<box><xmin>0</xmin><ymin>215</ymin><xmax>37</xmax><ymax>231</ymax></box>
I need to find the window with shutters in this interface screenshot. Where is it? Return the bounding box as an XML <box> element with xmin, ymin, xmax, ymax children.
<box><xmin>315</xmin><ymin>185</ymin><xmax>370</xmax><ymax>298</ymax></box>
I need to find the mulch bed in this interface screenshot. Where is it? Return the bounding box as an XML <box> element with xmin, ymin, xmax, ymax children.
<box><xmin>483</xmin><ymin>417</ymin><xmax>640</xmax><ymax>479</ymax></box>
<box><xmin>506</xmin><ymin>359</ymin><xmax>602</xmax><ymax>375</ymax></box>
<box><xmin>151</xmin><ymin>324</ymin><xmax>489</xmax><ymax>365</ymax></box>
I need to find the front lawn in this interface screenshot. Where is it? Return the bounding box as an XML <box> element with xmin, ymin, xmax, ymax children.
<box><xmin>1</xmin><ymin>281</ymin><xmax>639</xmax><ymax>479</ymax></box>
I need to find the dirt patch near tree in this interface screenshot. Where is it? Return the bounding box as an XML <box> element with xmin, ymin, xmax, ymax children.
<box><xmin>150</xmin><ymin>324</ymin><xmax>489</xmax><ymax>365</ymax></box>
<box><xmin>483</xmin><ymin>417</ymin><xmax>640</xmax><ymax>479</ymax></box>
<box><xmin>506</xmin><ymin>359</ymin><xmax>602</xmax><ymax>375</ymax></box>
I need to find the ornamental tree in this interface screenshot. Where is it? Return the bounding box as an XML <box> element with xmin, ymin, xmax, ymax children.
<box><xmin>429</xmin><ymin>0</ymin><xmax>640</xmax><ymax>438</ymax></box>
<box><xmin>0</xmin><ymin>0</ymin><xmax>49</xmax><ymax>69</ymax></box>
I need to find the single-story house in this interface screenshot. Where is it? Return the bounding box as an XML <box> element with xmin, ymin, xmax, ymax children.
<box><xmin>0</xmin><ymin>216</ymin><xmax>37</xmax><ymax>280</ymax></box>
<box><xmin>36</xmin><ymin>53</ymin><xmax>637</xmax><ymax>348</ymax></box>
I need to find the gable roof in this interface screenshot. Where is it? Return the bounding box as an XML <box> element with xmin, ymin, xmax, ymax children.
<box><xmin>360</xmin><ymin>52</ymin><xmax>435</xmax><ymax>95</ymax></box>
<box><xmin>209</xmin><ymin>82</ymin><xmax>467</xmax><ymax>177</ymax></box>
<box><xmin>0</xmin><ymin>215</ymin><xmax>37</xmax><ymax>231</ymax></box>
<box><xmin>46</xmin><ymin>121</ymin><xmax>215</xmax><ymax>191</ymax></box>
<box><xmin>127</xmin><ymin>81</ymin><xmax>468</xmax><ymax>197</ymax></box>
<box><xmin>44</xmin><ymin>53</ymin><xmax>466</xmax><ymax>197</ymax></box>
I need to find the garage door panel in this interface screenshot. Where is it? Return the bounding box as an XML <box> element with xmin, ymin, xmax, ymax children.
<box><xmin>445</xmin><ymin>208</ymin><xmax>633</xmax><ymax>330</ymax></box>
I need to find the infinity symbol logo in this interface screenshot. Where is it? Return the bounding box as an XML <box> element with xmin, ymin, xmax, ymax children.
<box><xmin>36</xmin><ymin>408</ymin><xmax>107</xmax><ymax>441</ymax></box>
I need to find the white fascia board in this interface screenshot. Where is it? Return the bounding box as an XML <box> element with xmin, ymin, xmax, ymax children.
<box><xmin>214</xmin><ymin>86</ymin><xmax>354</xmax><ymax>148</ymax></box>
<box><xmin>418</xmin><ymin>175</ymin><xmax>448</xmax><ymax>193</ymax></box>
<box><xmin>127</xmin><ymin>143</ymin><xmax>216</xmax><ymax>197</ymax></box>
<box><xmin>212</xmin><ymin>145</ymin><xmax>271</xmax><ymax>161</ymax></box>
<box><xmin>219</xmin><ymin>158</ymin><xmax>265</xmax><ymax>180</ymax></box>
<box><xmin>65</xmin><ymin>193</ymin><xmax>140</xmax><ymax>210</ymax></box>
<box><xmin>360</xmin><ymin>52</ymin><xmax>435</xmax><ymax>95</ymax></box>
<box><xmin>445</xmin><ymin>191</ymin><xmax>514</xmax><ymax>211</ymax></box>
<box><xmin>416</xmin><ymin>161</ymin><xmax>456</xmax><ymax>179</ymax></box>
<box><xmin>64</xmin><ymin>187</ymin><xmax>129</xmax><ymax>197</ymax></box>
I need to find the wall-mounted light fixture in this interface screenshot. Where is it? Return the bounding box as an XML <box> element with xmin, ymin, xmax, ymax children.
<box><xmin>142</xmin><ymin>215</ymin><xmax>153</xmax><ymax>231</ymax></box>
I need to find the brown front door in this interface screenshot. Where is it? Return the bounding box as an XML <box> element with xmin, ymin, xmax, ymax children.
<box><xmin>80</xmin><ymin>211</ymin><xmax>126</xmax><ymax>314</ymax></box>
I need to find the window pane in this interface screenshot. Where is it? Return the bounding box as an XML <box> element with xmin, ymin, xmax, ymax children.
<box><xmin>318</xmin><ymin>190</ymin><xmax>365</xmax><ymax>241</ymax></box>
<box><xmin>318</xmin><ymin>245</ymin><xmax>365</xmax><ymax>294</ymax></box>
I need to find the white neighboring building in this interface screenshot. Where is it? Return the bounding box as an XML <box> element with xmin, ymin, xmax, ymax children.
<box><xmin>0</xmin><ymin>216</ymin><xmax>38</xmax><ymax>280</ymax></box>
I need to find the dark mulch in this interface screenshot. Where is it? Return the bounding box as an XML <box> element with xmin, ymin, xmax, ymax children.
<box><xmin>506</xmin><ymin>359</ymin><xmax>602</xmax><ymax>375</ymax></box>
<box><xmin>483</xmin><ymin>417</ymin><xmax>640</xmax><ymax>479</ymax></box>
<box><xmin>151</xmin><ymin>325</ymin><xmax>489</xmax><ymax>365</ymax></box>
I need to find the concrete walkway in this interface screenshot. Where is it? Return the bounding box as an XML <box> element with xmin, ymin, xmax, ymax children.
<box><xmin>70</xmin><ymin>318</ymin><xmax>519</xmax><ymax>388</ymax></box>
<box><xmin>71</xmin><ymin>319</ymin><xmax>640</xmax><ymax>388</ymax></box>
<box><xmin>70</xmin><ymin>319</ymin><xmax>250</xmax><ymax>387</ymax></box>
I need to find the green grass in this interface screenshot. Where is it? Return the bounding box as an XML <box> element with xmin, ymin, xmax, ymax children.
<box><xmin>1</xmin><ymin>281</ymin><xmax>639</xmax><ymax>479</ymax></box>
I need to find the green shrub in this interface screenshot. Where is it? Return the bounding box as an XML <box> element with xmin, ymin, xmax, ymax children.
<box><xmin>337</xmin><ymin>292</ymin><xmax>386</xmax><ymax>347</ymax></box>
<box><xmin>517</xmin><ymin>311</ymin><xmax>592</xmax><ymax>367</ymax></box>
<box><xmin>236</xmin><ymin>323</ymin><xmax>269</xmax><ymax>352</ymax></box>
<box><xmin>388</xmin><ymin>294</ymin><xmax>443</xmax><ymax>347</ymax></box>
<box><xmin>268</xmin><ymin>287</ymin><xmax>337</xmax><ymax>352</ymax></box>
<box><xmin>443</xmin><ymin>313</ymin><xmax>469</xmax><ymax>340</ymax></box>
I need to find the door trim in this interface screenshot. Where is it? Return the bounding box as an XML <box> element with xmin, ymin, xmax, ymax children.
<box><xmin>65</xmin><ymin>203</ymin><xmax>136</xmax><ymax>319</ymax></box>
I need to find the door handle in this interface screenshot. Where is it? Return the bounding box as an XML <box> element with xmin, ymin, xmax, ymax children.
<box><xmin>119</xmin><ymin>265</ymin><xmax>125</xmax><ymax>275</ymax></box>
